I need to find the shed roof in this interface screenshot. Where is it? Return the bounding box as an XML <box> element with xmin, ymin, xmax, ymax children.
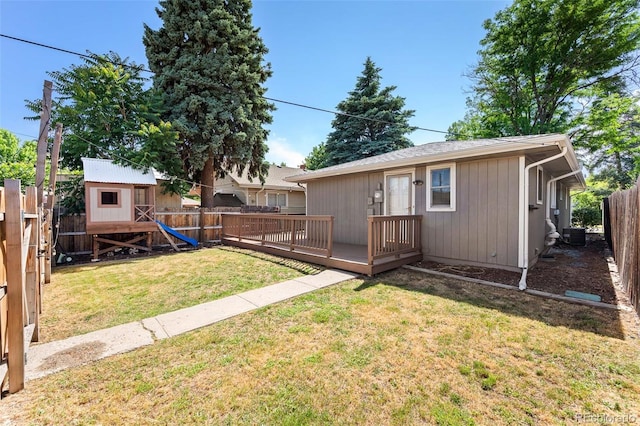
<box><xmin>286</xmin><ymin>134</ymin><xmax>583</xmax><ymax>186</ymax></box>
<box><xmin>82</xmin><ymin>158</ymin><xmax>157</xmax><ymax>185</ymax></box>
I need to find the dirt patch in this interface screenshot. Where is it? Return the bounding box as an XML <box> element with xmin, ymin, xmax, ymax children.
<box><xmin>39</xmin><ymin>341</ymin><xmax>107</xmax><ymax>372</ymax></box>
<box><xmin>413</xmin><ymin>238</ymin><xmax>619</xmax><ymax>304</ymax></box>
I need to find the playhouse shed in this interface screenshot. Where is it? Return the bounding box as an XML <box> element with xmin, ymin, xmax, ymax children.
<box><xmin>82</xmin><ymin>158</ymin><xmax>158</xmax><ymax>234</ymax></box>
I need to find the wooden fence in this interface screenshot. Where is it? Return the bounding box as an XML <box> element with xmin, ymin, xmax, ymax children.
<box><xmin>56</xmin><ymin>209</ymin><xmax>224</xmax><ymax>256</ymax></box>
<box><xmin>607</xmin><ymin>176</ymin><xmax>640</xmax><ymax>315</ymax></box>
<box><xmin>0</xmin><ymin>181</ymin><xmax>45</xmax><ymax>394</ymax></box>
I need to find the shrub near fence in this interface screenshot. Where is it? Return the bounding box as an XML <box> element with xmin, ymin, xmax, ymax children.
<box><xmin>56</xmin><ymin>208</ymin><xmax>224</xmax><ymax>255</ymax></box>
<box><xmin>607</xmin><ymin>176</ymin><xmax>640</xmax><ymax>315</ymax></box>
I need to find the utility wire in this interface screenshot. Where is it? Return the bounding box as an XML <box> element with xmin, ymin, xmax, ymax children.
<box><xmin>2</xmin><ymin>33</ymin><xmax>562</xmax><ymax>148</ymax></box>
<box><xmin>2</xmin><ymin>33</ymin><xmax>450</xmax><ymax>135</ymax></box>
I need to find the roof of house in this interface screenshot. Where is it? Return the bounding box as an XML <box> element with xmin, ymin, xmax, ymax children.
<box><xmin>213</xmin><ymin>193</ymin><xmax>245</xmax><ymax>207</ymax></box>
<box><xmin>285</xmin><ymin>134</ymin><xmax>583</xmax><ymax>186</ymax></box>
<box><xmin>82</xmin><ymin>158</ymin><xmax>157</xmax><ymax>185</ymax></box>
<box><xmin>230</xmin><ymin>164</ymin><xmax>306</xmax><ymax>191</ymax></box>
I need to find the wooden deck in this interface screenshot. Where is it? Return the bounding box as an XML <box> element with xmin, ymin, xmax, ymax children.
<box><xmin>221</xmin><ymin>214</ymin><xmax>422</xmax><ymax>276</ymax></box>
<box><xmin>223</xmin><ymin>237</ymin><xmax>422</xmax><ymax>276</ymax></box>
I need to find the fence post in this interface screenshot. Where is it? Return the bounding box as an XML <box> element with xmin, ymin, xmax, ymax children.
<box><xmin>5</xmin><ymin>179</ymin><xmax>25</xmax><ymax>393</ymax></box>
<box><xmin>25</xmin><ymin>187</ymin><xmax>39</xmax><ymax>342</ymax></box>
<box><xmin>199</xmin><ymin>208</ymin><xmax>205</xmax><ymax>243</ymax></box>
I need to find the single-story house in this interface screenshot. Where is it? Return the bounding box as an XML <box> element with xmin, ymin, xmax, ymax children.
<box><xmin>212</xmin><ymin>164</ymin><xmax>307</xmax><ymax>214</ymax></box>
<box><xmin>286</xmin><ymin>134</ymin><xmax>585</xmax><ymax>288</ymax></box>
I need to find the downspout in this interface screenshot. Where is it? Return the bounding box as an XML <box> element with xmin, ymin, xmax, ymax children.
<box><xmin>519</xmin><ymin>146</ymin><xmax>568</xmax><ymax>290</ymax></box>
<box><xmin>544</xmin><ymin>170</ymin><xmax>581</xmax><ymax>248</ymax></box>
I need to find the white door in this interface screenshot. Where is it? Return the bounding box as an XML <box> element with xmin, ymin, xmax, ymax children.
<box><xmin>386</xmin><ymin>173</ymin><xmax>412</xmax><ymax>215</ymax></box>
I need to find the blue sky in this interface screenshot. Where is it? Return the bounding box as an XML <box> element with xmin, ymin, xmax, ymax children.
<box><xmin>0</xmin><ymin>0</ymin><xmax>510</xmax><ymax>167</ymax></box>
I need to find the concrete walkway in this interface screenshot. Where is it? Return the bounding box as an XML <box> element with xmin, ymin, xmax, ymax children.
<box><xmin>25</xmin><ymin>269</ymin><xmax>358</xmax><ymax>381</ymax></box>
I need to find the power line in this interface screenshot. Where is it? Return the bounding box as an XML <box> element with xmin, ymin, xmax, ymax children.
<box><xmin>2</xmin><ymin>33</ymin><xmax>564</xmax><ymax>148</ymax></box>
<box><xmin>1</xmin><ymin>33</ymin><xmax>450</xmax><ymax>135</ymax></box>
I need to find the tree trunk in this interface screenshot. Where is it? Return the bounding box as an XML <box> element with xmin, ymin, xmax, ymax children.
<box><xmin>201</xmin><ymin>156</ymin><xmax>215</xmax><ymax>208</ymax></box>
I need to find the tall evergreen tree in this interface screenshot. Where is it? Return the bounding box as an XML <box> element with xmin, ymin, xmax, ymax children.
<box><xmin>143</xmin><ymin>0</ymin><xmax>274</xmax><ymax>207</ymax></box>
<box><xmin>322</xmin><ymin>57</ymin><xmax>415</xmax><ymax>167</ymax></box>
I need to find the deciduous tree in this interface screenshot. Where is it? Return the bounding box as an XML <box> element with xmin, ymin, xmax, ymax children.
<box><xmin>448</xmin><ymin>0</ymin><xmax>640</xmax><ymax>139</ymax></box>
<box><xmin>0</xmin><ymin>129</ymin><xmax>38</xmax><ymax>187</ymax></box>
<box><xmin>26</xmin><ymin>52</ymin><xmax>185</xmax><ymax>193</ymax></box>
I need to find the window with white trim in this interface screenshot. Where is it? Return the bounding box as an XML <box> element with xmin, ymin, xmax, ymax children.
<box><xmin>426</xmin><ymin>163</ymin><xmax>456</xmax><ymax>212</ymax></box>
<box><xmin>536</xmin><ymin>166</ymin><xmax>544</xmax><ymax>205</ymax></box>
<box><xmin>266</xmin><ymin>193</ymin><xmax>287</xmax><ymax>207</ymax></box>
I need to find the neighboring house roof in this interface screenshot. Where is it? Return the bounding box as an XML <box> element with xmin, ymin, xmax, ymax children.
<box><xmin>230</xmin><ymin>164</ymin><xmax>306</xmax><ymax>191</ymax></box>
<box><xmin>82</xmin><ymin>158</ymin><xmax>157</xmax><ymax>185</ymax></box>
<box><xmin>181</xmin><ymin>197</ymin><xmax>200</xmax><ymax>208</ymax></box>
<box><xmin>213</xmin><ymin>193</ymin><xmax>245</xmax><ymax>207</ymax></box>
<box><xmin>285</xmin><ymin>134</ymin><xmax>584</xmax><ymax>187</ymax></box>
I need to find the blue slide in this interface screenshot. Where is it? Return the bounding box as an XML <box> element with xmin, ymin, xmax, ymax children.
<box><xmin>155</xmin><ymin>220</ymin><xmax>198</xmax><ymax>247</ymax></box>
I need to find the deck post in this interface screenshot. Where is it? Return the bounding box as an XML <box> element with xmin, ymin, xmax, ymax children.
<box><xmin>327</xmin><ymin>216</ymin><xmax>334</xmax><ymax>258</ymax></box>
<box><xmin>367</xmin><ymin>216</ymin><xmax>373</xmax><ymax>265</ymax></box>
<box><xmin>261</xmin><ymin>217</ymin><xmax>266</xmax><ymax>245</ymax></box>
<box><xmin>394</xmin><ymin>218</ymin><xmax>401</xmax><ymax>258</ymax></box>
<box><xmin>290</xmin><ymin>218</ymin><xmax>296</xmax><ymax>251</ymax></box>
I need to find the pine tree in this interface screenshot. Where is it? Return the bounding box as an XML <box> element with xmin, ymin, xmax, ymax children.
<box><xmin>143</xmin><ymin>0</ymin><xmax>274</xmax><ymax>207</ymax></box>
<box><xmin>323</xmin><ymin>57</ymin><xmax>415</xmax><ymax>167</ymax></box>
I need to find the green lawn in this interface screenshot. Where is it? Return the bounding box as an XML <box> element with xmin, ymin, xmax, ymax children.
<box><xmin>40</xmin><ymin>246</ymin><xmax>321</xmax><ymax>341</ymax></box>
<box><xmin>4</xmin><ymin>266</ymin><xmax>639</xmax><ymax>424</ymax></box>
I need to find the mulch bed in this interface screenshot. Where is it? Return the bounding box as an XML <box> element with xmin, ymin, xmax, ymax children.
<box><xmin>413</xmin><ymin>238</ymin><xmax>619</xmax><ymax>304</ymax></box>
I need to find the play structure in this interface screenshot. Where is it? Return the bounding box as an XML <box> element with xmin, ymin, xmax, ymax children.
<box><xmin>156</xmin><ymin>220</ymin><xmax>198</xmax><ymax>250</ymax></box>
<box><xmin>82</xmin><ymin>158</ymin><xmax>198</xmax><ymax>260</ymax></box>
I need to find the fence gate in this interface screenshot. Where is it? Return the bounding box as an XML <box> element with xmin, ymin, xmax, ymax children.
<box><xmin>1</xmin><ymin>180</ymin><xmax>44</xmax><ymax>394</ymax></box>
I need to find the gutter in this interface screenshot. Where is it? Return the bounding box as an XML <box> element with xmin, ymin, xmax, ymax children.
<box><xmin>285</xmin><ymin>135</ymin><xmax>567</xmax><ymax>183</ymax></box>
<box><xmin>519</xmin><ymin>146</ymin><xmax>568</xmax><ymax>290</ymax></box>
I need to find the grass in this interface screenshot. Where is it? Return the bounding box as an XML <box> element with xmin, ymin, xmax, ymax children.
<box><xmin>4</xmin><ymin>268</ymin><xmax>640</xmax><ymax>424</ymax></box>
<box><xmin>39</xmin><ymin>246</ymin><xmax>321</xmax><ymax>341</ymax></box>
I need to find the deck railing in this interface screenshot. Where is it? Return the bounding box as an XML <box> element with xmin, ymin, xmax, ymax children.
<box><xmin>368</xmin><ymin>215</ymin><xmax>422</xmax><ymax>265</ymax></box>
<box><xmin>135</xmin><ymin>204</ymin><xmax>155</xmax><ymax>222</ymax></box>
<box><xmin>221</xmin><ymin>214</ymin><xmax>334</xmax><ymax>257</ymax></box>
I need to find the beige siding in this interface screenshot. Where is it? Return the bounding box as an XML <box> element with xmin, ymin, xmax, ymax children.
<box><xmin>155</xmin><ymin>186</ymin><xmax>182</xmax><ymax>210</ymax></box>
<box><xmin>556</xmin><ymin>183</ymin><xmax>571</xmax><ymax>232</ymax></box>
<box><xmin>527</xmin><ymin>162</ymin><xmax>548</xmax><ymax>265</ymax></box>
<box><xmin>214</xmin><ymin>175</ymin><xmax>247</xmax><ymax>203</ymax></box>
<box><xmin>89</xmin><ymin>186</ymin><xmax>132</xmax><ymax>222</ymax></box>
<box><xmin>307</xmin><ymin>172</ymin><xmax>383</xmax><ymax>245</ymax></box>
<box><xmin>421</xmin><ymin>157</ymin><xmax>521</xmax><ymax>269</ymax></box>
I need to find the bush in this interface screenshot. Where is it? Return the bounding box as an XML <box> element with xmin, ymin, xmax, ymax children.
<box><xmin>572</xmin><ymin>206</ymin><xmax>601</xmax><ymax>228</ymax></box>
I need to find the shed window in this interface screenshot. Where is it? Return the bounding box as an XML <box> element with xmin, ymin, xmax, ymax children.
<box><xmin>99</xmin><ymin>190</ymin><xmax>120</xmax><ymax>207</ymax></box>
<box><xmin>267</xmin><ymin>193</ymin><xmax>287</xmax><ymax>207</ymax></box>
<box><xmin>536</xmin><ymin>166</ymin><xmax>544</xmax><ymax>205</ymax></box>
<box><xmin>426</xmin><ymin>163</ymin><xmax>456</xmax><ymax>212</ymax></box>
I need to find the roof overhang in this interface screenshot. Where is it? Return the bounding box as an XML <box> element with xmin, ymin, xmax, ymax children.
<box><xmin>286</xmin><ymin>134</ymin><xmax>585</xmax><ymax>189</ymax></box>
